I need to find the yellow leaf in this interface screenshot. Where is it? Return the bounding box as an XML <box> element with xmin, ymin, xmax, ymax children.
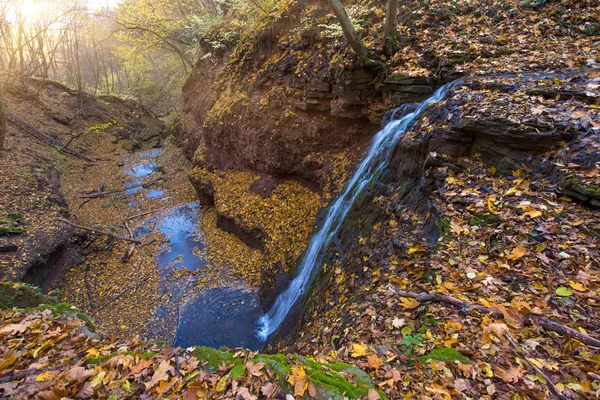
<box><xmin>569</xmin><ymin>280</ymin><xmax>586</xmax><ymax>292</ymax></box>
<box><xmin>287</xmin><ymin>366</ymin><xmax>308</xmax><ymax>397</ymax></box>
<box><xmin>35</xmin><ymin>372</ymin><xmax>54</xmax><ymax>382</ymax></box>
<box><xmin>523</xmin><ymin>210</ymin><xmax>542</xmax><ymax>218</ymax></box>
<box><xmin>351</xmin><ymin>343</ymin><xmax>368</xmax><ymax>358</ymax></box>
<box><xmin>215</xmin><ymin>374</ymin><xmax>228</xmax><ymax>392</ymax></box>
<box><xmin>400</xmin><ymin>297</ymin><xmax>420</xmax><ymax>309</ymax></box>
<box><xmin>487</xmin><ymin>197</ymin><xmax>497</xmax><ymax>213</ymax></box>
<box><xmin>86</xmin><ymin>348</ymin><xmax>100</xmax><ymax>358</ymax></box>
<box><xmin>507</xmin><ymin>247</ymin><xmax>527</xmax><ymax>261</ymax></box>
<box><xmin>407</xmin><ymin>246</ymin><xmax>425</xmax><ymax>255</ymax></box>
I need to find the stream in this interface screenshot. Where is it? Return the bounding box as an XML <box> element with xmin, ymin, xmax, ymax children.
<box><xmin>120</xmin><ymin>147</ymin><xmax>264</xmax><ymax>350</ymax></box>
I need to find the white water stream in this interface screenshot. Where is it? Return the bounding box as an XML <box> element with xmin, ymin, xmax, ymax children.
<box><xmin>256</xmin><ymin>82</ymin><xmax>458</xmax><ymax>341</ymax></box>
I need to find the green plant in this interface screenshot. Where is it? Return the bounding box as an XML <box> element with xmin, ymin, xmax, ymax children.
<box><xmin>399</xmin><ymin>333</ymin><xmax>424</xmax><ymax>355</ymax></box>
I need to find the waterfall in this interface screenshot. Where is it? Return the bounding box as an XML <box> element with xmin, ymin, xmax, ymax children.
<box><xmin>256</xmin><ymin>81</ymin><xmax>458</xmax><ymax>341</ymax></box>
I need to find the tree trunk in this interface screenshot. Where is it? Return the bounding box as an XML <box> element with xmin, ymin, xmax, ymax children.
<box><xmin>384</xmin><ymin>0</ymin><xmax>400</xmax><ymax>56</ymax></box>
<box><xmin>326</xmin><ymin>0</ymin><xmax>373</xmax><ymax>61</ymax></box>
<box><xmin>0</xmin><ymin>84</ymin><xmax>6</xmax><ymax>152</ymax></box>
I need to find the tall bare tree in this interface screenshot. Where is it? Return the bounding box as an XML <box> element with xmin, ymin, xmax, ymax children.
<box><xmin>0</xmin><ymin>84</ymin><xmax>6</xmax><ymax>152</ymax></box>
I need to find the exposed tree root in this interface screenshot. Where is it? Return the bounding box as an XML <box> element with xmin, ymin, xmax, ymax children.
<box><xmin>388</xmin><ymin>284</ymin><xmax>600</xmax><ymax>348</ymax></box>
<box><xmin>505</xmin><ymin>333</ymin><xmax>567</xmax><ymax>400</ymax></box>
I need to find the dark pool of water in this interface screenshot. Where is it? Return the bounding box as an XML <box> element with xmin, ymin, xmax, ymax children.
<box><xmin>174</xmin><ymin>287</ymin><xmax>264</xmax><ymax>350</ymax></box>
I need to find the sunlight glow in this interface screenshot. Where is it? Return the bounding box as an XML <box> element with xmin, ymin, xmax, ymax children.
<box><xmin>7</xmin><ymin>0</ymin><xmax>122</xmax><ymax>22</ymax></box>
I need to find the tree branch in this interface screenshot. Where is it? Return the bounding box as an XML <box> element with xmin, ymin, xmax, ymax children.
<box><xmin>56</xmin><ymin>218</ymin><xmax>141</xmax><ymax>243</ymax></box>
<box><xmin>388</xmin><ymin>285</ymin><xmax>600</xmax><ymax>348</ymax></box>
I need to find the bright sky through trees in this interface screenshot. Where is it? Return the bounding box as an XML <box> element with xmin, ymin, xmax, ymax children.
<box><xmin>8</xmin><ymin>0</ymin><xmax>121</xmax><ymax>21</ymax></box>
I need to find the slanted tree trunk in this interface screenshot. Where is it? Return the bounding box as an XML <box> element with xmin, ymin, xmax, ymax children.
<box><xmin>326</xmin><ymin>0</ymin><xmax>373</xmax><ymax>61</ymax></box>
<box><xmin>384</xmin><ymin>0</ymin><xmax>400</xmax><ymax>56</ymax></box>
<box><xmin>0</xmin><ymin>84</ymin><xmax>6</xmax><ymax>151</ymax></box>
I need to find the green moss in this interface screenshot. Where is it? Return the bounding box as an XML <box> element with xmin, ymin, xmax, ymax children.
<box><xmin>192</xmin><ymin>346</ymin><xmax>240</xmax><ymax>370</ymax></box>
<box><xmin>0</xmin><ymin>212</ymin><xmax>25</xmax><ymax>234</ymax></box>
<box><xmin>469</xmin><ymin>212</ymin><xmax>501</xmax><ymax>227</ymax></box>
<box><xmin>562</xmin><ymin>178</ymin><xmax>600</xmax><ymax>199</ymax></box>
<box><xmin>325</xmin><ymin>361</ymin><xmax>355</xmax><ymax>372</ymax></box>
<box><xmin>420</xmin><ymin>347</ymin><xmax>469</xmax><ymax>364</ymax></box>
<box><xmin>88</xmin><ymin>355</ymin><xmax>111</xmax><ymax>365</ymax></box>
<box><xmin>309</xmin><ymin>370</ymin><xmax>363</xmax><ymax>398</ymax></box>
<box><xmin>251</xmin><ymin>353</ymin><xmax>384</xmax><ymax>399</ymax></box>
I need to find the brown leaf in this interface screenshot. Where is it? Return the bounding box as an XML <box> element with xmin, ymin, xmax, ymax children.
<box><xmin>495</xmin><ymin>366</ymin><xmax>524</xmax><ymax>383</ymax></box>
<box><xmin>261</xmin><ymin>382</ymin><xmax>278</xmax><ymax>398</ymax></box>
<box><xmin>368</xmin><ymin>388</ymin><xmax>380</xmax><ymax>400</ymax></box>
<box><xmin>74</xmin><ymin>382</ymin><xmax>94</xmax><ymax>399</ymax></box>
<box><xmin>129</xmin><ymin>358</ymin><xmax>154</xmax><ymax>375</ymax></box>
<box><xmin>37</xmin><ymin>389</ymin><xmax>69</xmax><ymax>400</ymax></box>
<box><xmin>365</xmin><ymin>355</ymin><xmax>383</xmax><ymax>370</ymax></box>
<box><xmin>146</xmin><ymin>359</ymin><xmax>171</xmax><ymax>389</ymax></box>
<box><xmin>62</xmin><ymin>366</ymin><xmax>97</xmax><ymax>383</ymax></box>
<box><xmin>247</xmin><ymin>361</ymin><xmax>265</xmax><ymax>377</ymax></box>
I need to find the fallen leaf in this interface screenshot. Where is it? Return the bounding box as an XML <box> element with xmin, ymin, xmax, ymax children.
<box><xmin>399</xmin><ymin>297</ymin><xmax>420</xmax><ymax>309</ymax></box>
<box><xmin>555</xmin><ymin>287</ymin><xmax>573</xmax><ymax>297</ymax></box>
<box><xmin>35</xmin><ymin>371</ymin><xmax>54</xmax><ymax>382</ymax></box>
<box><xmin>495</xmin><ymin>366</ymin><xmax>524</xmax><ymax>383</ymax></box>
<box><xmin>287</xmin><ymin>366</ymin><xmax>308</xmax><ymax>397</ymax></box>
<box><xmin>365</xmin><ymin>355</ymin><xmax>383</xmax><ymax>370</ymax></box>
<box><xmin>507</xmin><ymin>247</ymin><xmax>527</xmax><ymax>261</ymax></box>
<box><xmin>351</xmin><ymin>343</ymin><xmax>368</xmax><ymax>358</ymax></box>
<box><xmin>569</xmin><ymin>280</ymin><xmax>586</xmax><ymax>292</ymax></box>
<box><xmin>146</xmin><ymin>359</ymin><xmax>171</xmax><ymax>389</ymax></box>
<box><xmin>368</xmin><ymin>388</ymin><xmax>380</xmax><ymax>400</ymax></box>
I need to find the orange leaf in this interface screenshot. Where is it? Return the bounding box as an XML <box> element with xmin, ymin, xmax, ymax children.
<box><xmin>507</xmin><ymin>247</ymin><xmax>527</xmax><ymax>261</ymax></box>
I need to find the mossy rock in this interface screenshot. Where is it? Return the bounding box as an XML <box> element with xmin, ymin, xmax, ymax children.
<box><xmin>192</xmin><ymin>346</ymin><xmax>240</xmax><ymax>370</ymax></box>
<box><xmin>469</xmin><ymin>212</ymin><xmax>501</xmax><ymax>227</ymax></box>
<box><xmin>561</xmin><ymin>178</ymin><xmax>600</xmax><ymax>201</ymax></box>
<box><xmin>0</xmin><ymin>281</ymin><xmax>56</xmax><ymax>309</ymax></box>
<box><xmin>420</xmin><ymin>347</ymin><xmax>469</xmax><ymax>364</ymax></box>
<box><xmin>495</xmin><ymin>156</ymin><xmax>520</xmax><ymax>175</ymax></box>
<box><xmin>192</xmin><ymin>347</ymin><xmax>385</xmax><ymax>399</ymax></box>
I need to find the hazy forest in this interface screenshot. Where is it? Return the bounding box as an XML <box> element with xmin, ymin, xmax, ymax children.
<box><xmin>0</xmin><ymin>0</ymin><xmax>599</xmax><ymax>398</ymax></box>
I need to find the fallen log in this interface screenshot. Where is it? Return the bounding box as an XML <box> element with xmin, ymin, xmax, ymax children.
<box><xmin>7</xmin><ymin>113</ymin><xmax>96</xmax><ymax>163</ymax></box>
<box><xmin>388</xmin><ymin>284</ymin><xmax>600</xmax><ymax>348</ymax></box>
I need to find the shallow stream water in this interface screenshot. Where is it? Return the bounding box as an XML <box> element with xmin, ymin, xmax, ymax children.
<box><xmin>121</xmin><ymin>148</ymin><xmax>264</xmax><ymax>350</ymax></box>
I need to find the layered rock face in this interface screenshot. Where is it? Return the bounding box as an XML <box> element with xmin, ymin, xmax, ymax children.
<box><xmin>176</xmin><ymin>1</ymin><xmax>451</xmax><ymax>281</ymax></box>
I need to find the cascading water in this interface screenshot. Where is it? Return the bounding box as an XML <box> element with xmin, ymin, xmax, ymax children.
<box><xmin>256</xmin><ymin>81</ymin><xmax>459</xmax><ymax>341</ymax></box>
